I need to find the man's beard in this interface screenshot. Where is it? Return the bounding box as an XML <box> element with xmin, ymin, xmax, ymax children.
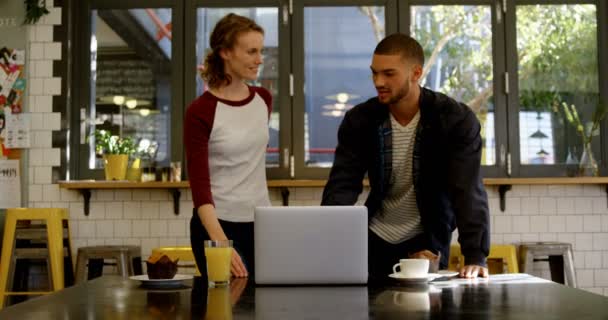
<box><xmin>383</xmin><ymin>84</ymin><xmax>409</xmax><ymax>105</ymax></box>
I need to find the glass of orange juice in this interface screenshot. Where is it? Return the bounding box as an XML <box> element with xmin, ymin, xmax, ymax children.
<box><xmin>204</xmin><ymin>240</ymin><xmax>233</xmax><ymax>287</ymax></box>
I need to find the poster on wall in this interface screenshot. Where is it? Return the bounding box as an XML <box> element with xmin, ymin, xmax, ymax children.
<box><xmin>3</xmin><ymin>106</ymin><xmax>29</xmax><ymax>148</ymax></box>
<box><xmin>0</xmin><ymin>159</ymin><xmax>20</xmax><ymax>208</ymax></box>
<box><xmin>0</xmin><ymin>47</ymin><xmax>25</xmax><ymax>156</ymax></box>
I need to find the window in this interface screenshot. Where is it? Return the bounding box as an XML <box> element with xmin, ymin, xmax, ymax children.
<box><xmin>302</xmin><ymin>6</ymin><xmax>386</xmax><ymax>168</ymax></box>
<box><xmin>411</xmin><ymin>4</ymin><xmax>496</xmax><ymax>166</ymax></box>
<box><xmin>70</xmin><ymin>0</ymin><xmax>183</xmax><ymax>179</ymax></box>
<box><xmin>292</xmin><ymin>1</ymin><xmax>397</xmax><ymax>179</ymax></box>
<box><xmin>513</xmin><ymin>3</ymin><xmax>600</xmax><ymax>176</ymax></box>
<box><xmin>68</xmin><ymin>0</ymin><xmax>607</xmax><ymax>180</ymax></box>
<box><xmin>194</xmin><ymin>7</ymin><xmax>281</xmax><ymax>167</ymax></box>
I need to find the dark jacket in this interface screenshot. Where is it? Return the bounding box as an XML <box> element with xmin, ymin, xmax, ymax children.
<box><xmin>321</xmin><ymin>87</ymin><xmax>490</xmax><ymax>267</ymax></box>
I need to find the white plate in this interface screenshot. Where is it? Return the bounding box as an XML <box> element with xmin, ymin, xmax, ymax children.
<box><xmin>130</xmin><ymin>274</ymin><xmax>193</xmax><ymax>289</ymax></box>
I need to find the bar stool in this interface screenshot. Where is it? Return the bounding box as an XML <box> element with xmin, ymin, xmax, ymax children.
<box><xmin>519</xmin><ymin>242</ymin><xmax>577</xmax><ymax>288</ymax></box>
<box><xmin>6</xmin><ymin>225</ymin><xmax>74</xmax><ymax>306</ymax></box>
<box><xmin>449</xmin><ymin>244</ymin><xmax>518</xmax><ymax>273</ymax></box>
<box><xmin>74</xmin><ymin>245</ymin><xmax>143</xmax><ymax>284</ymax></box>
<box><xmin>0</xmin><ymin>208</ymin><xmax>70</xmax><ymax>309</ymax></box>
<box><xmin>151</xmin><ymin>246</ymin><xmax>201</xmax><ymax>275</ymax></box>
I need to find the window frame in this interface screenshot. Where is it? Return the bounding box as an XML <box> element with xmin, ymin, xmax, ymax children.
<box><xmin>291</xmin><ymin>0</ymin><xmax>399</xmax><ymax>179</ymax></box>
<box><xmin>69</xmin><ymin>0</ymin><xmax>185</xmax><ymax>180</ymax></box>
<box><xmin>399</xmin><ymin>0</ymin><xmax>509</xmax><ymax>178</ymax></box>
<box><xmin>505</xmin><ymin>0</ymin><xmax>608</xmax><ymax>177</ymax></box>
<box><xmin>184</xmin><ymin>0</ymin><xmax>292</xmax><ymax>180</ymax></box>
<box><xmin>67</xmin><ymin>0</ymin><xmax>608</xmax><ymax>180</ymax></box>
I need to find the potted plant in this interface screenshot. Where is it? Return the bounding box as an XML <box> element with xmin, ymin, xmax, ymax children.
<box><xmin>92</xmin><ymin>130</ymin><xmax>136</xmax><ymax>180</ymax></box>
<box><xmin>561</xmin><ymin>101</ymin><xmax>607</xmax><ymax>176</ymax></box>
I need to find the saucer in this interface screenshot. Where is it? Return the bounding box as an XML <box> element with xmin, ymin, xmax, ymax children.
<box><xmin>388</xmin><ymin>273</ymin><xmax>441</xmax><ymax>283</ymax></box>
<box><xmin>130</xmin><ymin>274</ymin><xmax>193</xmax><ymax>289</ymax></box>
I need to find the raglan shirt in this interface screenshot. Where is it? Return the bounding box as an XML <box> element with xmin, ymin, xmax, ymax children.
<box><xmin>185</xmin><ymin>86</ymin><xmax>272</xmax><ymax>222</ymax></box>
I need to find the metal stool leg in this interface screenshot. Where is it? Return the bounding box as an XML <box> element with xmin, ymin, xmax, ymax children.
<box><xmin>563</xmin><ymin>248</ymin><xmax>577</xmax><ymax>288</ymax></box>
<box><xmin>74</xmin><ymin>251</ymin><xmax>89</xmax><ymax>284</ymax></box>
<box><xmin>521</xmin><ymin>249</ymin><xmax>535</xmax><ymax>274</ymax></box>
<box><xmin>116</xmin><ymin>253</ymin><xmax>129</xmax><ymax>278</ymax></box>
<box><xmin>125</xmin><ymin>253</ymin><xmax>134</xmax><ymax>277</ymax></box>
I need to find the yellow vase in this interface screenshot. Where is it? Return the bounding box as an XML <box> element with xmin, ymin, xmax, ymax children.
<box><xmin>126</xmin><ymin>158</ymin><xmax>142</xmax><ymax>181</ymax></box>
<box><xmin>103</xmin><ymin>154</ymin><xmax>129</xmax><ymax>180</ymax></box>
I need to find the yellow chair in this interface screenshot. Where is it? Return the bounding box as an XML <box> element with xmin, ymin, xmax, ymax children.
<box><xmin>448</xmin><ymin>244</ymin><xmax>463</xmax><ymax>271</ymax></box>
<box><xmin>151</xmin><ymin>246</ymin><xmax>201</xmax><ymax>276</ymax></box>
<box><xmin>0</xmin><ymin>208</ymin><xmax>71</xmax><ymax>309</ymax></box>
<box><xmin>449</xmin><ymin>244</ymin><xmax>519</xmax><ymax>273</ymax></box>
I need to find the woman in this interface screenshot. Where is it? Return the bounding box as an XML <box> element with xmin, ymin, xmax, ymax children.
<box><xmin>185</xmin><ymin>13</ymin><xmax>271</xmax><ymax>278</ymax></box>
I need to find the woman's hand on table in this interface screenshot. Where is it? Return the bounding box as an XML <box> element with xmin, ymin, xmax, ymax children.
<box><xmin>231</xmin><ymin>248</ymin><xmax>248</xmax><ymax>278</ymax></box>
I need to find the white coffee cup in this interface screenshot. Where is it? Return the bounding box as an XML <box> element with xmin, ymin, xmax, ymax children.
<box><xmin>392</xmin><ymin>259</ymin><xmax>429</xmax><ymax>278</ymax></box>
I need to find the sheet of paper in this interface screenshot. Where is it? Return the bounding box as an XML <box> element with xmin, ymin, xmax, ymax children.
<box><xmin>0</xmin><ymin>159</ymin><xmax>21</xmax><ymax>208</ymax></box>
<box><xmin>4</xmin><ymin>111</ymin><xmax>29</xmax><ymax>148</ymax></box>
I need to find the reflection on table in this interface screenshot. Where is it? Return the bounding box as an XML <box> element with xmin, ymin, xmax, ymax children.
<box><xmin>0</xmin><ymin>274</ymin><xmax>607</xmax><ymax>319</ymax></box>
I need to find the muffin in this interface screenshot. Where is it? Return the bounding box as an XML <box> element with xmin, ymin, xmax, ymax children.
<box><xmin>146</xmin><ymin>253</ymin><xmax>179</xmax><ymax>279</ymax></box>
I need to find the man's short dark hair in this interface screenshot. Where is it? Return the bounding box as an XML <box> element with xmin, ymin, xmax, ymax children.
<box><xmin>374</xmin><ymin>33</ymin><xmax>425</xmax><ymax>66</ymax></box>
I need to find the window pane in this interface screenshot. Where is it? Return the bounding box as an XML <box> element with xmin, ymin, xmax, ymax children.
<box><xmin>90</xmin><ymin>9</ymin><xmax>173</xmax><ymax>169</ymax></box>
<box><xmin>195</xmin><ymin>8</ymin><xmax>280</xmax><ymax>167</ymax></box>
<box><xmin>411</xmin><ymin>5</ymin><xmax>495</xmax><ymax>165</ymax></box>
<box><xmin>304</xmin><ymin>7</ymin><xmax>385</xmax><ymax>167</ymax></box>
<box><xmin>516</xmin><ymin>5</ymin><xmax>598</xmax><ymax>166</ymax></box>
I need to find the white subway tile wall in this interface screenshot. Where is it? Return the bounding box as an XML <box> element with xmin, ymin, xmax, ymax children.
<box><xmin>21</xmin><ymin>3</ymin><xmax>608</xmax><ymax>295</ymax></box>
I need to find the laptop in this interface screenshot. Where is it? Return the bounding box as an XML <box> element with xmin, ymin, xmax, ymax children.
<box><xmin>254</xmin><ymin>206</ymin><xmax>368</xmax><ymax>285</ymax></box>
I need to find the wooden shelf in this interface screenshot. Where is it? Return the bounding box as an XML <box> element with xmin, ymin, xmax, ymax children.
<box><xmin>59</xmin><ymin>177</ymin><xmax>608</xmax><ymax>189</ymax></box>
<box><xmin>483</xmin><ymin>177</ymin><xmax>608</xmax><ymax>185</ymax></box>
<box><xmin>58</xmin><ymin>180</ymin><xmax>188</xmax><ymax>216</ymax></box>
<box><xmin>58</xmin><ymin>180</ymin><xmax>190</xmax><ymax>189</ymax></box>
<box><xmin>59</xmin><ymin>177</ymin><xmax>608</xmax><ymax>215</ymax></box>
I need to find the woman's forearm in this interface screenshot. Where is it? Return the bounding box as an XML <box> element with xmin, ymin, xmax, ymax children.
<box><xmin>197</xmin><ymin>204</ymin><xmax>228</xmax><ymax>241</ymax></box>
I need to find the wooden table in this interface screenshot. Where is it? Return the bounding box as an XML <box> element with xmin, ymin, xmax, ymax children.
<box><xmin>1</xmin><ymin>274</ymin><xmax>607</xmax><ymax>319</ymax></box>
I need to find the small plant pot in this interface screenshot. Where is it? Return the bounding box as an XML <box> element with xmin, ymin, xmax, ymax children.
<box><xmin>103</xmin><ymin>154</ymin><xmax>129</xmax><ymax>180</ymax></box>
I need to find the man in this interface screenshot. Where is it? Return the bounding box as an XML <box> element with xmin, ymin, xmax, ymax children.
<box><xmin>321</xmin><ymin>33</ymin><xmax>489</xmax><ymax>279</ymax></box>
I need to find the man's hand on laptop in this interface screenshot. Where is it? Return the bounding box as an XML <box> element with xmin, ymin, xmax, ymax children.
<box><xmin>459</xmin><ymin>265</ymin><xmax>489</xmax><ymax>278</ymax></box>
<box><xmin>231</xmin><ymin>249</ymin><xmax>248</xmax><ymax>278</ymax></box>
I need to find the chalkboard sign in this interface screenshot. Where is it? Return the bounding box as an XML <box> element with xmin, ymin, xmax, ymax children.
<box><xmin>95</xmin><ymin>58</ymin><xmax>155</xmax><ymax>102</ymax></box>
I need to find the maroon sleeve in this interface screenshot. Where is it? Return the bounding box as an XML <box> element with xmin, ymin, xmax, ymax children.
<box><xmin>253</xmin><ymin>86</ymin><xmax>273</xmax><ymax>118</ymax></box>
<box><xmin>184</xmin><ymin>94</ymin><xmax>217</xmax><ymax>209</ymax></box>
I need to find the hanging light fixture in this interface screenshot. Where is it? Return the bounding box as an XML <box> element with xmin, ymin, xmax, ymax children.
<box><xmin>321</xmin><ymin>92</ymin><xmax>360</xmax><ymax>117</ymax></box>
<box><xmin>113</xmin><ymin>95</ymin><xmax>125</xmax><ymax>106</ymax></box>
<box><xmin>125</xmin><ymin>99</ymin><xmax>138</xmax><ymax>109</ymax></box>
<box><xmin>139</xmin><ymin>108</ymin><xmax>150</xmax><ymax>117</ymax></box>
